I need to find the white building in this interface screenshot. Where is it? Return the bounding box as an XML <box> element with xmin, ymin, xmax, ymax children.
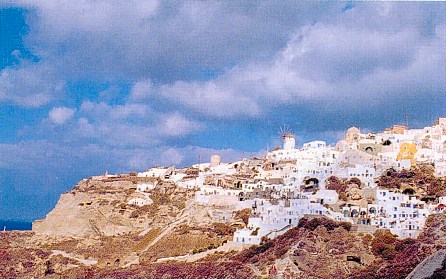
<box><xmin>233</xmin><ymin>197</ymin><xmax>352</xmax><ymax>245</ymax></box>
<box><xmin>310</xmin><ymin>189</ymin><xmax>339</xmax><ymax>204</ymax></box>
<box><xmin>177</xmin><ymin>175</ymin><xmax>205</xmax><ymax>189</ymax></box>
<box><xmin>136</xmin><ymin>182</ymin><xmax>157</xmax><ymax>192</ymax></box>
<box><xmin>347</xmin><ymin>165</ymin><xmax>376</xmax><ymax>187</ymax></box>
<box><xmin>137</xmin><ymin>167</ymin><xmax>174</xmax><ymax>178</ymax></box>
<box><xmin>372</xmin><ymin>189</ymin><xmax>429</xmax><ymax>238</ymax></box>
<box><xmin>128</xmin><ymin>197</ymin><xmax>153</xmax><ymax>207</ymax></box>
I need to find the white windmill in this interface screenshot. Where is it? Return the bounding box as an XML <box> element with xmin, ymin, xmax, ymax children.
<box><xmin>279</xmin><ymin>125</ymin><xmax>295</xmax><ymax>150</ymax></box>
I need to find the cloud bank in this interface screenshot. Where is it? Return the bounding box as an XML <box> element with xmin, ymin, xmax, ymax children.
<box><xmin>0</xmin><ymin>1</ymin><xmax>445</xmax><ymax>220</ymax></box>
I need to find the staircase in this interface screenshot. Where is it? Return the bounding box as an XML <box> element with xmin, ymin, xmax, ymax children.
<box><xmin>406</xmin><ymin>249</ymin><xmax>446</xmax><ymax>279</ymax></box>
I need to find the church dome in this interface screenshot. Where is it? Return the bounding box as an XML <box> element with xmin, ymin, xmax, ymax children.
<box><xmin>347</xmin><ymin>126</ymin><xmax>360</xmax><ymax>134</ymax></box>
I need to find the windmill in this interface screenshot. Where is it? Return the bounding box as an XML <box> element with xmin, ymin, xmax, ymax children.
<box><xmin>279</xmin><ymin>125</ymin><xmax>293</xmax><ymax>138</ymax></box>
<box><xmin>279</xmin><ymin>125</ymin><xmax>295</xmax><ymax>150</ymax></box>
<box><xmin>265</xmin><ymin>125</ymin><xmax>296</xmax><ymax>158</ymax></box>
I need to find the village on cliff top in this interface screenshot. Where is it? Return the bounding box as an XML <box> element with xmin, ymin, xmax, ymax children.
<box><xmin>42</xmin><ymin>117</ymin><xmax>446</xmax><ymax>244</ymax></box>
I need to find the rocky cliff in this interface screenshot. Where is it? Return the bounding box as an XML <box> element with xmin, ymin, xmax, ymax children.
<box><xmin>32</xmin><ymin>175</ymin><xmax>192</xmax><ymax>237</ymax></box>
<box><xmin>2</xmin><ymin>172</ymin><xmax>446</xmax><ymax>278</ymax></box>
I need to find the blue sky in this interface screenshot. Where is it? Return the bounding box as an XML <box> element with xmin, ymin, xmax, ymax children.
<box><xmin>0</xmin><ymin>1</ymin><xmax>446</xmax><ymax>221</ymax></box>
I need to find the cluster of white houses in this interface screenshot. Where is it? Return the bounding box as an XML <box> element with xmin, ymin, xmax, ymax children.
<box><xmin>131</xmin><ymin>118</ymin><xmax>446</xmax><ymax>243</ymax></box>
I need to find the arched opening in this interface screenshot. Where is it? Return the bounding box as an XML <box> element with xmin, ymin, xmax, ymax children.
<box><xmin>386</xmin><ymin>168</ymin><xmax>396</xmax><ymax>176</ymax></box>
<box><xmin>305</xmin><ymin>178</ymin><xmax>319</xmax><ymax>187</ymax></box>
<box><xmin>402</xmin><ymin>188</ymin><xmax>415</xmax><ymax>195</ymax></box>
<box><xmin>382</xmin><ymin>140</ymin><xmax>392</xmax><ymax>146</ymax></box>
<box><xmin>238</xmin><ymin>192</ymin><xmax>245</xmax><ymax>201</ymax></box>
<box><xmin>365</xmin><ymin>146</ymin><xmax>374</xmax><ymax>154</ymax></box>
<box><xmin>303</xmin><ymin>177</ymin><xmax>319</xmax><ymax>192</ymax></box>
<box><xmin>347</xmin><ymin>256</ymin><xmax>361</xmax><ymax>264</ymax></box>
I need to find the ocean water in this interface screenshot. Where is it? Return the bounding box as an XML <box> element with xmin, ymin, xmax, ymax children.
<box><xmin>0</xmin><ymin>220</ymin><xmax>32</xmax><ymax>231</ymax></box>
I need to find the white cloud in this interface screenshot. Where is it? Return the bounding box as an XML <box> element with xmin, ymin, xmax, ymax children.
<box><xmin>16</xmin><ymin>0</ymin><xmax>159</xmax><ymax>36</ymax></box>
<box><xmin>158</xmin><ymin>80</ymin><xmax>261</xmax><ymax>117</ymax></box>
<box><xmin>129</xmin><ymin>79</ymin><xmax>153</xmax><ymax>100</ymax></box>
<box><xmin>181</xmin><ymin>146</ymin><xmax>246</xmax><ymax>164</ymax></box>
<box><xmin>80</xmin><ymin>101</ymin><xmax>151</xmax><ymax>121</ymax></box>
<box><xmin>4</xmin><ymin>1</ymin><xmax>345</xmax><ymax>82</ymax></box>
<box><xmin>48</xmin><ymin>106</ymin><xmax>75</xmax><ymax>125</ymax></box>
<box><xmin>159</xmin><ymin>147</ymin><xmax>184</xmax><ymax>166</ymax></box>
<box><xmin>0</xmin><ymin>62</ymin><xmax>64</xmax><ymax>107</ymax></box>
<box><xmin>109</xmin><ymin>104</ymin><xmax>150</xmax><ymax>120</ymax></box>
<box><xmin>3</xmin><ymin>1</ymin><xmax>446</xmax><ymax>222</ymax></box>
<box><xmin>137</xmin><ymin>4</ymin><xmax>446</xmax><ymax>119</ymax></box>
<box><xmin>76</xmin><ymin>118</ymin><xmax>95</xmax><ymax>137</ymax></box>
<box><xmin>158</xmin><ymin>112</ymin><xmax>203</xmax><ymax>137</ymax></box>
<box><xmin>44</xmin><ymin>102</ymin><xmax>202</xmax><ymax>146</ymax></box>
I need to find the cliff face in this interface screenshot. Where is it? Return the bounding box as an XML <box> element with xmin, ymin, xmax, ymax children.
<box><xmin>6</xmin><ymin>212</ymin><xmax>446</xmax><ymax>278</ymax></box>
<box><xmin>18</xmin><ymin>174</ymin><xmax>241</xmax><ymax>274</ymax></box>
<box><xmin>33</xmin><ymin>178</ymin><xmax>138</xmax><ymax>237</ymax></box>
<box><xmin>5</xmin><ymin>172</ymin><xmax>445</xmax><ymax>278</ymax></box>
<box><xmin>32</xmin><ymin>176</ymin><xmax>192</xmax><ymax>237</ymax></box>
<box><xmin>33</xmin><ymin>191</ymin><xmax>105</xmax><ymax>237</ymax></box>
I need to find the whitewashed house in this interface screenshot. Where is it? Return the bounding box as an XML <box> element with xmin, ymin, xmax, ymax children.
<box><xmin>347</xmin><ymin>164</ymin><xmax>376</xmax><ymax>187</ymax></box>
<box><xmin>128</xmin><ymin>197</ymin><xmax>153</xmax><ymax>207</ymax></box>
<box><xmin>372</xmin><ymin>189</ymin><xmax>429</xmax><ymax>238</ymax></box>
<box><xmin>136</xmin><ymin>182</ymin><xmax>157</xmax><ymax>192</ymax></box>
<box><xmin>233</xmin><ymin>197</ymin><xmax>352</xmax><ymax>245</ymax></box>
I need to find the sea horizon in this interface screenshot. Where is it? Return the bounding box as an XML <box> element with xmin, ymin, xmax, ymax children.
<box><xmin>0</xmin><ymin>219</ymin><xmax>33</xmax><ymax>231</ymax></box>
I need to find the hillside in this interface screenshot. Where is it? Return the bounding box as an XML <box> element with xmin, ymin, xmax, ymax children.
<box><xmin>2</xmin><ymin>160</ymin><xmax>446</xmax><ymax>278</ymax></box>
<box><xmin>0</xmin><ymin>171</ymin><xmax>244</xmax><ymax>274</ymax></box>
<box><xmin>4</xmin><ymin>212</ymin><xmax>446</xmax><ymax>278</ymax></box>
<box><xmin>33</xmin><ymin>175</ymin><xmax>193</xmax><ymax>237</ymax></box>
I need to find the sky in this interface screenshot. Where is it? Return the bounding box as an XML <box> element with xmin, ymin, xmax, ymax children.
<box><xmin>0</xmin><ymin>1</ymin><xmax>446</xmax><ymax>221</ymax></box>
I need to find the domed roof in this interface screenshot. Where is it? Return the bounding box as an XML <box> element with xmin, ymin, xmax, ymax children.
<box><xmin>346</xmin><ymin>126</ymin><xmax>360</xmax><ymax>134</ymax></box>
<box><xmin>336</xmin><ymin>140</ymin><xmax>348</xmax><ymax>147</ymax></box>
<box><xmin>335</xmin><ymin>140</ymin><xmax>349</xmax><ymax>151</ymax></box>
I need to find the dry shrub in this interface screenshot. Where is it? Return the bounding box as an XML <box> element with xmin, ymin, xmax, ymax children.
<box><xmin>234</xmin><ymin>208</ymin><xmax>251</xmax><ymax>225</ymax></box>
<box><xmin>212</xmin><ymin>222</ymin><xmax>235</xmax><ymax>236</ymax></box>
<box><xmin>298</xmin><ymin>217</ymin><xmax>352</xmax><ymax>232</ymax></box>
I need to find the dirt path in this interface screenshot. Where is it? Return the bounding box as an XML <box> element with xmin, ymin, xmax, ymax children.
<box><xmin>406</xmin><ymin>249</ymin><xmax>446</xmax><ymax>279</ymax></box>
<box><xmin>51</xmin><ymin>250</ymin><xmax>98</xmax><ymax>266</ymax></box>
<box><xmin>123</xmin><ymin>200</ymin><xmax>195</xmax><ymax>267</ymax></box>
<box><xmin>155</xmin><ymin>241</ymin><xmax>247</xmax><ymax>263</ymax></box>
<box><xmin>140</xmin><ymin>200</ymin><xmax>195</xmax><ymax>252</ymax></box>
<box><xmin>247</xmin><ymin>263</ymin><xmax>264</xmax><ymax>278</ymax></box>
